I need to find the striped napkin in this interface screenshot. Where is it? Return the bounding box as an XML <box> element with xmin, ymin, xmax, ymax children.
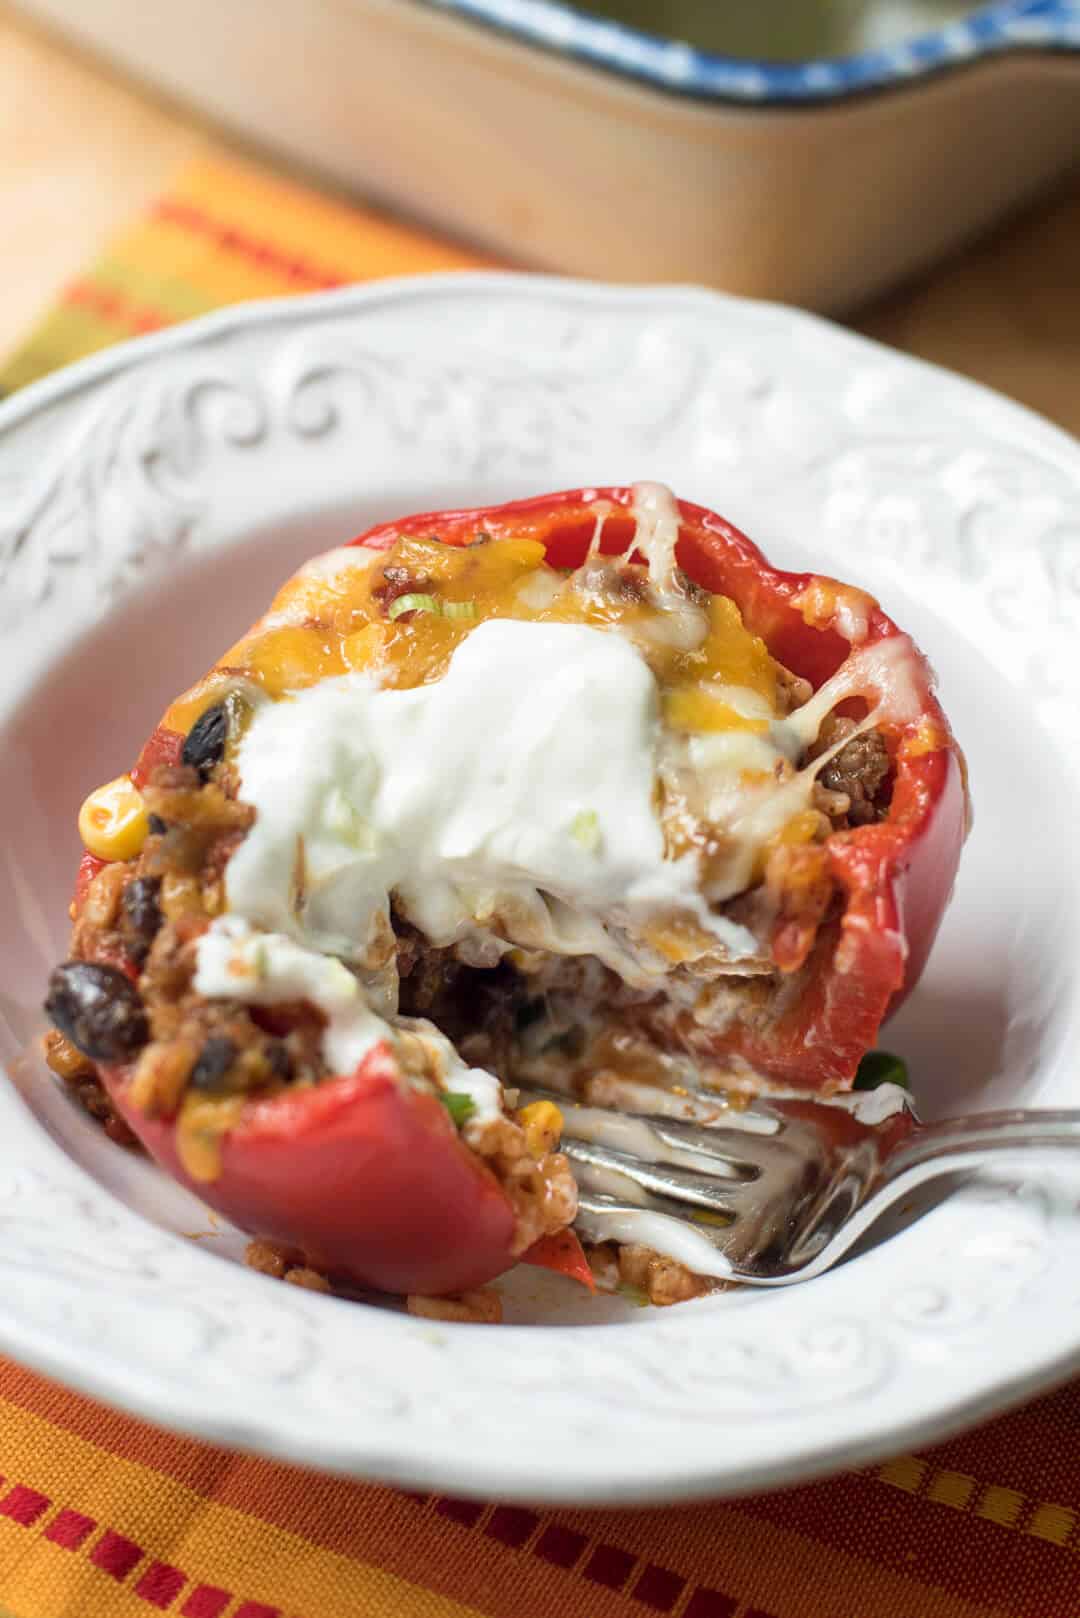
<box><xmin>1</xmin><ymin>153</ymin><xmax>1077</xmax><ymax>1618</ymax></box>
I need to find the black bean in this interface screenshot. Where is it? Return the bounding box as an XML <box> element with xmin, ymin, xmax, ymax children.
<box><xmin>122</xmin><ymin>877</ymin><xmax>162</xmax><ymax>941</ymax></box>
<box><xmin>146</xmin><ymin>814</ymin><xmax>167</xmax><ymax>836</ymax></box>
<box><xmin>44</xmin><ymin>963</ymin><xmax>149</xmax><ymax>1063</ymax></box>
<box><xmin>119</xmin><ymin>876</ymin><xmax>163</xmax><ymax>965</ymax></box>
<box><xmin>181</xmin><ymin>702</ymin><xmax>228</xmax><ymax>779</ymax></box>
<box><xmin>265</xmin><ymin>1040</ymin><xmax>293</xmax><ymax>1082</ymax></box>
<box><xmin>189</xmin><ymin>1036</ymin><xmax>237</xmax><ymax>1092</ymax></box>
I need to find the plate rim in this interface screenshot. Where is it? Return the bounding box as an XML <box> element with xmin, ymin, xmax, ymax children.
<box><xmin>3</xmin><ymin>269</ymin><xmax>1080</xmax><ymax>468</ymax></box>
<box><xmin>0</xmin><ymin>1221</ymin><xmax>1079</xmax><ymax>1508</ymax></box>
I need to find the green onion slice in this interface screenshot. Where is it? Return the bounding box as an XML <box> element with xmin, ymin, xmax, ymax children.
<box><xmin>570</xmin><ymin>809</ymin><xmax>601</xmax><ymax>853</ymax></box>
<box><xmin>853</xmin><ymin>1050</ymin><xmax>910</xmax><ymax>1092</ymax></box>
<box><xmin>442</xmin><ymin>600</ymin><xmax>478</xmax><ymax>620</ymax></box>
<box><xmin>388</xmin><ymin>593</ymin><xmax>440</xmax><ymax>621</ymax></box>
<box><xmin>440</xmin><ymin>1091</ymin><xmax>477</xmax><ymax>1127</ymax></box>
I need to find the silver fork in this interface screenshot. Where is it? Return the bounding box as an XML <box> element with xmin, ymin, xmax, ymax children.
<box><xmin>519</xmin><ymin>1081</ymin><xmax>1080</xmax><ymax>1285</ymax></box>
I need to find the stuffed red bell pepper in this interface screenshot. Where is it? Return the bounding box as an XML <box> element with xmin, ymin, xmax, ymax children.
<box><xmin>43</xmin><ymin>482</ymin><xmax>968</xmax><ymax>1306</ymax></box>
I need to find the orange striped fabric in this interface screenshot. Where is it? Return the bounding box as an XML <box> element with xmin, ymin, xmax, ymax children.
<box><xmin>0</xmin><ymin>1359</ymin><xmax>1077</xmax><ymax>1618</ymax></box>
<box><xmin>0</xmin><ymin>155</ymin><xmax>491</xmax><ymax>394</ymax></box>
<box><xmin>1</xmin><ymin>153</ymin><xmax>1078</xmax><ymax>1618</ymax></box>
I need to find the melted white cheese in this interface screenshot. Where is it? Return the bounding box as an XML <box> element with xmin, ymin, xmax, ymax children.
<box><xmin>627</xmin><ymin>481</ymin><xmax>708</xmax><ymax>650</ymax></box>
<box><xmin>779</xmin><ymin>634</ymin><xmax>925</xmax><ymax>752</ymax></box>
<box><xmin>690</xmin><ymin>635</ymin><xmax>927</xmax><ymax>905</ymax></box>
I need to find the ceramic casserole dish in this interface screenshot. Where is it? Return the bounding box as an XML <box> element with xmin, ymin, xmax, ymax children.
<box><xmin>11</xmin><ymin>0</ymin><xmax>1080</xmax><ymax>309</ymax></box>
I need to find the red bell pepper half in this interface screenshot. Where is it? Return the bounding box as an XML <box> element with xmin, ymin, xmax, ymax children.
<box><xmin>78</xmin><ymin>486</ymin><xmax>966</xmax><ymax>1294</ymax></box>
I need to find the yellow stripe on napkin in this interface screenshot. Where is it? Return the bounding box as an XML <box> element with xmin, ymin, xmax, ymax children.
<box><xmin>0</xmin><ymin>1395</ymin><xmax>484</xmax><ymax>1618</ymax></box>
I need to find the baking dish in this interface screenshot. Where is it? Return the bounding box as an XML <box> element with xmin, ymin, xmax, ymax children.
<box><xmin>11</xmin><ymin>0</ymin><xmax>1080</xmax><ymax>308</ymax></box>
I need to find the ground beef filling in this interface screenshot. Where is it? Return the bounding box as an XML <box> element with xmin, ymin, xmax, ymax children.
<box><xmin>812</xmin><ymin>717</ymin><xmax>892</xmax><ymax>828</ymax></box>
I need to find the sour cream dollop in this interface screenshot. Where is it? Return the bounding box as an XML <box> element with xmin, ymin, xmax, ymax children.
<box><xmin>220</xmin><ymin>617</ymin><xmax>762</xmax><ymax>979</ymax></box>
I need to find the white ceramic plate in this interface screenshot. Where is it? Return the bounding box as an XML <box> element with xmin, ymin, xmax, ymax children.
<box><xmin>2</xmin><ymin>275</ymin><xmax>1080</xmax><ymax>1505</ymax></box>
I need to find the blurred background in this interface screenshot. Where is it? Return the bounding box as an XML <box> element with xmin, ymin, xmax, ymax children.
<box><xmin>0</xmin><ymin>0</ymin><xmax>1078</xmax><ymax>430</ymax></box>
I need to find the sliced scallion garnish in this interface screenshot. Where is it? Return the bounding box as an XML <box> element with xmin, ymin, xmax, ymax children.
<box><xmin>388</xmin><ymin>592</ymin><xmax>440</xmax><ymax>621</ymax></box>
<box><xmin>570</xmin><ymin>809</ymin><xmax>601</xmax><ymax>853</ymax></box>
<box><xmin>440</xmin><ymin>1092</ymin><xmax>477</xmax><ymax>1127</ymax></box>
<box><xmin>442</xmin><ymin>600</ymin><xmax>478</xmax><ymax>620</ymax></box>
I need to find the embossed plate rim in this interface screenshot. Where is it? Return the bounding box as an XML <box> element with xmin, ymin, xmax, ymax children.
<box><xmin>2</xmin><ymin>268</ymin><xmax>1078</xmax><ymax>454</ymax></box>
<box><xmin>2</xmin><ymin>273</ymin><xmax>1080</xmax><ymax>1503</ymax></box>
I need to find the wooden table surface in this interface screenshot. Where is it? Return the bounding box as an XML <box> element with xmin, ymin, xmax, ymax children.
<box><xmin>1</xmin><ymin>5</ymin><xmax>1079</xmax><ymax>439</ymax></box>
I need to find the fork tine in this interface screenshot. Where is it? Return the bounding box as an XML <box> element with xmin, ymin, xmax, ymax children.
<box><xmin>561</xmin><ymin>1138</ymin><xmax>757</xmax><ymax>1215</ymax></box>
<box><xmin>519</xmin><ymin>1082</ymin><xmax>853</xmax><ymax>1286</ymax></box>
<box><xmin>561</xmin><ymin>1074</ymin><xmax>786</xmax><ymax>1136</ymax></box>
<box><xmin>574</xmin><ymin>1192</ymin><xmax>736</xmax><ymax>1280</ymax></box>
<box><xmin>518</xmin><ymin>1083</ymin><xmax>776</xmax><ymax>1176</ymax></box>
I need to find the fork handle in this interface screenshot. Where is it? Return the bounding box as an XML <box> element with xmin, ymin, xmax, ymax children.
<box><xmin>884</xmin><ymin>1108</ymin><xmax>1080</xmax><ymax>1187</ymax></box>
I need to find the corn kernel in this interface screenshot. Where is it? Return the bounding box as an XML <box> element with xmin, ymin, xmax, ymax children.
<box><xmin>519</xmin><ymin>1099</ymin><xmax>563</xmax><ymax>1159</ymax></box>
<box><xmin>78</xmin><ymin>774</ymin><xmax>149</xmax><ymax>861</ymax></box>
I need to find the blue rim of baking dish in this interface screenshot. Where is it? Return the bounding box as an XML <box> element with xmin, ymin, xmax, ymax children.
<box><xmin>421</xmin><ymin>0</ymin><xmax>1080</xmax><ymax>102</ymax></box>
